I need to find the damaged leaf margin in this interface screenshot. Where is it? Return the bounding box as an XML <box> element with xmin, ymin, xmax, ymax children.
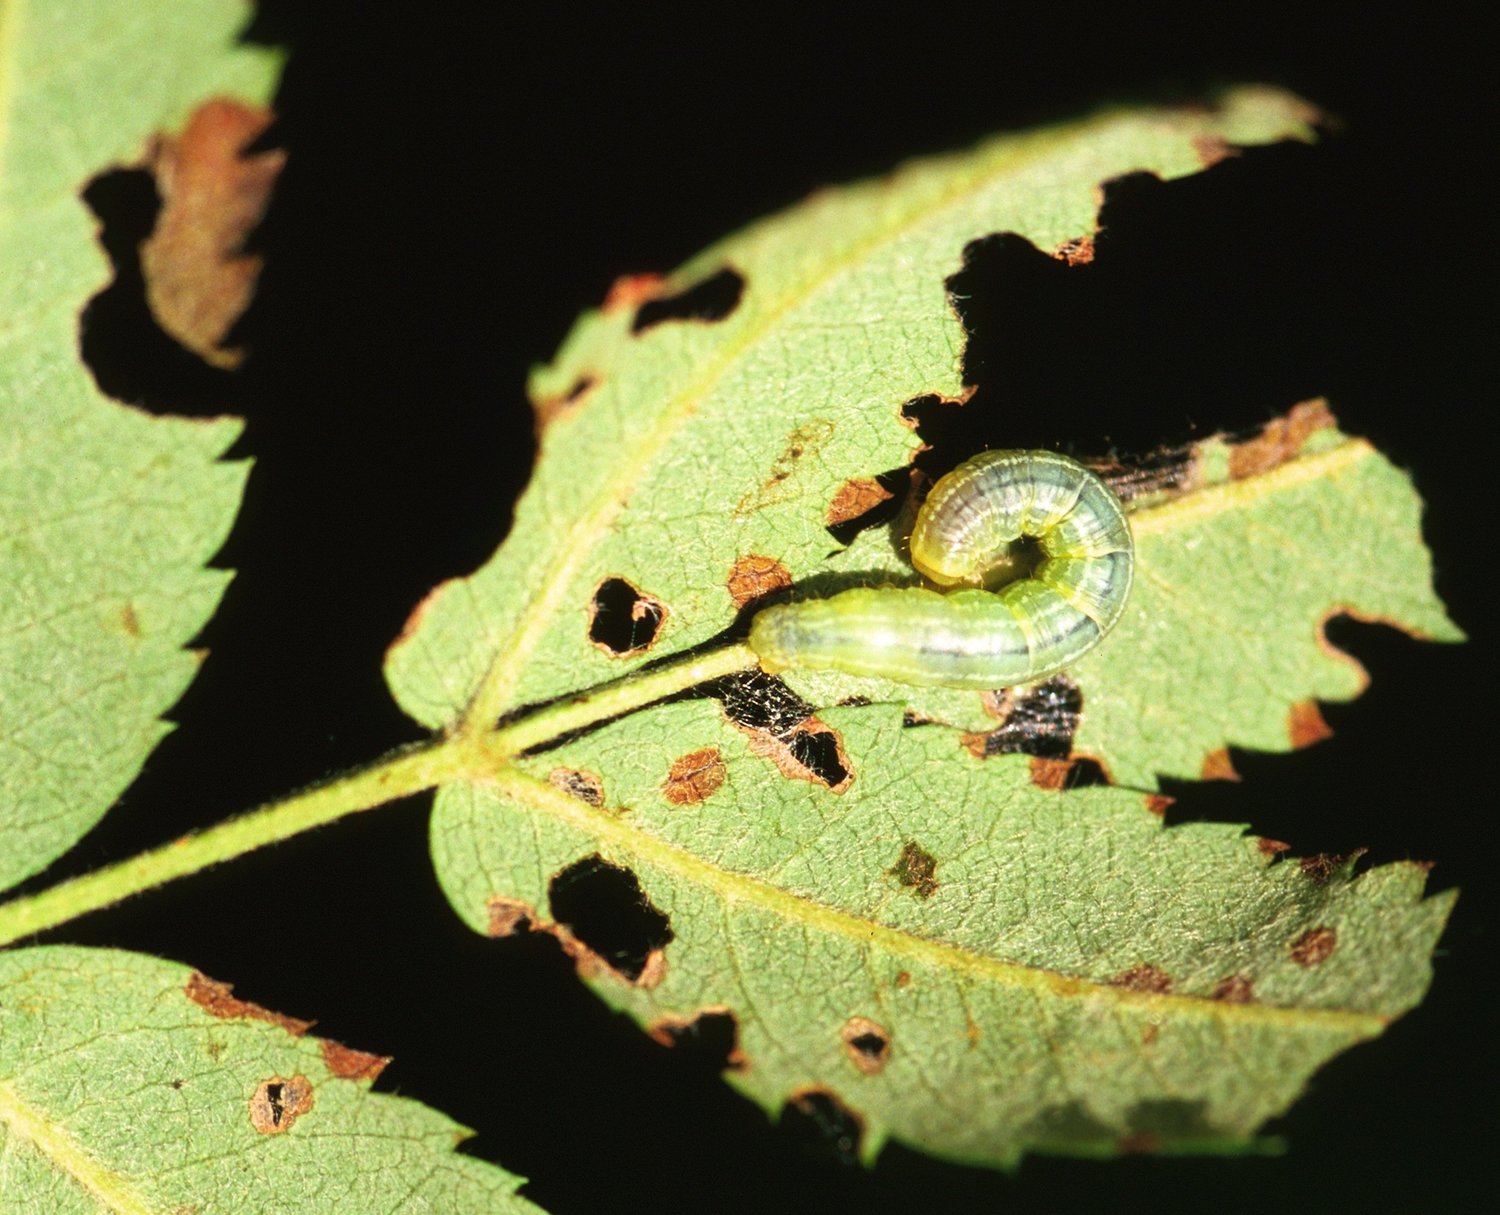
<box><xmin>432</xmin><ymin>699</ymin><xmax>1453</xmax><ymax>1166</ymax></box>
<box><xmin>384</xmin><ymin>86</ymin><xmax>1323</xmax><ymax>734</ymax></box>
<box><xmin>0</xmin><ymin>946</ymin><xmax>539</xmax><ymax>1213</ymax></box>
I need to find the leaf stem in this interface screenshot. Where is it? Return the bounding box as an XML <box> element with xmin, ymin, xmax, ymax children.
<box><xmin>0</xmin><ymin>643</ymin><xmax>761</xmax><ymax>947</ymax></box>
<box><xmin>0</xmin><ymin>742</ymin><xmax>456</xmax><ymax>948</ymax></box>
<box><xmin>482</xmin><ymin>642</ymin><xmax>758</xmax><ymax>755</ymax></box>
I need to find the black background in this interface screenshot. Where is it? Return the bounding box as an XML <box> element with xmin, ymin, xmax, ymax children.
<box><xmin>38</xmin><ymin>2</ymin><xmax>1494</xmax><ymax>1211</ymax></box>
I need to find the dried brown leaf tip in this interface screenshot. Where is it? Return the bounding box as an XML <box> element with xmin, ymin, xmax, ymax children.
<box><xmin>888</xmin><ymin>840</ymin><xmax>939</xmax><ymax>899</ymax></box>
<box><xmin>840</xmin><ymin>1017</ymin><xmax>892</xmax><ymax>1076</ymax></box>
<box><xmin>320</xmin><ymin>1040</ymin><xmax>390</xmax><ymax>1083</ymax></box>
<box><xmin>726</xmin><ymin>553</ymin><xmax>792</xmax><ymax>609</ymax></box>
<box><xmin>1199</xmin><ymin>748</ymin><xmax>1241</xmax><ymax>782</ymax></box>
<box><xmin>663</xmin><ymin>747</ymin><xmax>726</xmax><ymax>806</ymax></box>
<box><xmin>1227</xmin><ymin>398</ymin><xmax>1337</xmax><ymax>480</ymax></box>
<box><xmin>1290</xmin><ymin>926</ymin><xmax>1338</xmax><ymax>967</ymax></box>
<box><xmin>185</xmin><ymin>972</ymin><xmax>311</xmax><ymax>1037</ymax></box>
<box><xmin>1288</xmin><ymin>699</ymin><xmax>1334</xmax><ymax>749</ymax></box>
<box><xmin>249</xmin><ymin>1074</ymin><xmax>314</xmax><ymax>1134</ymax></box>
<box><xmin>141</xmin><ymin>98</ymin><xmax>284</xmax><ymax>369</ymax></box>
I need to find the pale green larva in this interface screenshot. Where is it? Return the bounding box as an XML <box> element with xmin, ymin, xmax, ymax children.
<box><xmin>748</xmin><ymin>450</ymin><xmax>1133</xmax><ymax>690</ymax></box>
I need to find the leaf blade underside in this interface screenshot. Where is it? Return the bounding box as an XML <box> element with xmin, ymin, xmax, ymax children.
<box><xmin>0</xmin><ymin>0</ymin><xmax>275</xmax><ymax>892</ymax></box>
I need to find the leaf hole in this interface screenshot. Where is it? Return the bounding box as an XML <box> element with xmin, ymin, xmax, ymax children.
<box><xmin>648</xmin><ymin>1008</ymin><xmax>747</xmax><ymax>1072</ymax></box>
<box><xmin>548</xmin><ymin>855</ymin><xmax>673</xmax><ymax>983</ymax></box>
<box><xmin>825</xmin><ymin>469</ymin><xmax>909</xmax><ymax>546</ymax></box>
<box><xmin>80</xmin><ymin>169</ymin><xmax>240</xmax><ymax>415</ymax></box>
<box><xmin>631</xmin><ymin>266</ymin><xmax>744</xmax><ymax>333</ymax></box>
<box><xmin>840</xmin><ymin>1017</ymin><xmax>892</xmax><ymax>1075</ymax></box>
<box><xmin>587</xmin><ymin>577</ymin><xmax>666</xmax><ymax>656</ymax></box>
<box><xmin>962</xmin><ymin>676</ymin><xmax>1082</xmax><ymax>759</ymax></box>
<box><xmin>779</xmin><ymin>1088</ymin><xmax>864</xmax><ymax>1166</ymax></box>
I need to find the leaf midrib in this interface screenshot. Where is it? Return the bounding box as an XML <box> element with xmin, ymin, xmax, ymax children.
<box><xmin>491</xmin><ymin>765</ymin><xmax>1387</xmax><ymax>1035</ymax></box>
<box><xmin>459</xmin><ymin>109</ymin><xmax>1231</xmax><ymax>732</ymax></box>
<box><xmin>1130</xmin><ymin>436</ymin><xmax>1370</xmax><ymax>537</ymax></box>
<box><xmin>0</xmin><ymin>1077</ymin><xmax>153</xmax><ymax>1214</ymax></box>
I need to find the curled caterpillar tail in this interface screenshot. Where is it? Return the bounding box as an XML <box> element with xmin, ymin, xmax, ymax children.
<box><xmin>747</xmin><ymin>451</ymin><xmax>1133</xmax><ymax>690</ymax></box>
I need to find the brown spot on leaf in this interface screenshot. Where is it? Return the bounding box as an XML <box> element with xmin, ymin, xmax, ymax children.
<box><xmin>320</xmin><ymin>1040</ymin><xmax>390</xmax><ymax>1083</ymax></box>
<box><xmin>1257</xmin><ymin>837</ymin><xmax>1292</xmax><ymax>858</ymax></box>
<box><xmin>1027</xmin><ymin>756</ymin><xmax>1074</xmax><ymax>791</ymax></box>
<box><xmin>826</xmin><ymin>478</ymin><xmax>894</xmax><ymax>527</ymax></box>
<box><xmin>485</xmin><ymin>896</ymin><xmax>536</xmax><ymax>938</ymax></box>
<box><xmin>663</xmin><ymin>747</ymin><xmax>727</xmax><ymax>806</ymax></box>
<box><xmin>1227</xmin><ymin>399</ymin><xmax>1338</xmax><ymax>480</ymax></box>
<box><xmin>140</xmin><ymin>99</ymin><xmax>284</xmax><ymax>369</ymax></box>
<box><xmin>602</xmin><ymin>271</ymin><xmax>666</xmax><ymax>313</ymax></box>
<box><xmin>648</xmin><ymin>1007</ymin><xmax>747</xmax><ymax>1071</ymax></box>
<box><xmin>1288</xmin><ymin>699</ymin><xmax>1334</xmax><ymax>749</ymax></box>
<box><xmin>1140</xmin><ymin>1022</ymin><xmax>1160</xmax><ymax>1046</ymax></box>
<box><xmin>1144</xmin><ymin>794</ymin><xmax>1173</xmax><ymax>818</ymax></box>
<box><xmin>726</xmin><ymin>554</ymin><xmax>793</xmax><ymax>609</ymax></box>
<box><xmin>1111</xmin><ymin>964</ymin><xmax>1173</xmax><ymax>993</ymax></box>
<box><xmin>735</xmin><ymin>419</ymin><xmax>836</xmax><ymax>517</ymax></box>
<box><xmin>588</xmin><ymin>577</ymin><xmax>666</xmax><ymax>657</ymax></box>
<box><xmin>1212</xmin><ymin>974</ymin><xmax>1256</xmax><ymax>1003</ymax></box>
<box><xmin>894</xmin><ymin>971</ymin><xmax>911</xmax><ymax>989</ymax></box>
<box><xmin>249</xmin><ymin>1074</ymin><xmax>314</xmax><ymax>1134</ymax></box>
<box><xmin>532</xmin><ymin>374</ymin><xmax>598</xmax><ymax>434</ymax></box>
<box><xmin>1118</xmin><ymin>1132</ymin><xmax>1163</xmax><ymax>1155</ymax></box>
<box><xmin>1199</xmin><ymin>748</ymin><xmax>1241</xmax><ymax>782</ymax></box>
<box><xmin>1290</xmin><ymin>926</ymin><xmax>1337</xmax><ymax>966</ymax></box>
<box><xmin>1191</xmin><ymin>133</ymin><xmax>1239</xmax><ymax>167</ymax></box>
<box><xmin>1053</xmin><ymin>234</ymin><xmax>1095</xmax><ymax>265</ymax></box>
<box><xmin>888</xmin><ymin>840</ymin><xmax>939</xmax><ymax>899</ymax></box>
<box><xmin>1300</xmin><ymin>850</ymin><xmax>1363</xmax><ymax>884</ymax></box>
<box><xmin>185</xmin><ymin>973</ymin><xmax>311</xmax><ymax>1036</ymax></box>
<box><xmin>840</xmin><ymin>1017</ymin><xmax>892</xmax><ymax>1075</ymax></box>
<box><xmin>549</xmin><ymin>767</ymin><xmax>605</xmax><ymax>807</ymax></box>
<box><xmin>119</xmin><ymin>603</ymin><xmax>141</xmax><ymax>637</ymax></box>
<box><xmin>740</xmin><ymin>717</ymin><xmax>852</xmax><ymax>792</ymax></box>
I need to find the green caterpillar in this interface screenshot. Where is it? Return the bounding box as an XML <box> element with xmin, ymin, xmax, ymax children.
<box><xmin>748</xmin><ymin>450</ymin><xmax>1134</xmax><ymax>690</ymax></box>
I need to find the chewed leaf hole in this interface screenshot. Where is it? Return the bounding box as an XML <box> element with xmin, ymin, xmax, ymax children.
<box><xmin>631</xmin><ymin>266</ymin><xmax>744</xmax><ymax>333</ymax></box>
<box><xmin>548</xmin><ymin>855</ymin><xmax>673</xmax><ymax>983</ymax></box>
<box><xmin>80</xmin><ymin>168</ymin><xmax>238</xmax><ymax>415</ymax></box>
<box><xmin>825</xmin><ymin>469</ymin><xmax>908</xmax><ymax>546</ymax></box>
<box><xmin>780</xmin><ymin>1088</ymin><xmax>864</xmax><ymax>1165</ymax></box>
<box><xmin>963</xmin><ymin>676</ymin><xmax>1082</xmax><ymax>760</ymax></box>
<box><xmin>587</xmin><ymin>577</ymin><xmax>665</xmax><ymax>656</ymax></box>
<box><xmin>649</xmin><ymin>1008</ymin><xmax>747</xmax><ymax>1072</ymax></box>
<box><xmin>249</xmin><ymin>1074</ymin><xmax>314</xmax><ymax>1134</ymax></box>
<box><xmin>840</xmin><ymin>1017</ymin><xmax>892</xmax><ymax>1075</ymax></box>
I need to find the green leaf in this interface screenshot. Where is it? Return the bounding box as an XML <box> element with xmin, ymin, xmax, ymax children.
<box><xmin>436</xmin><ymin>700</ymin><xmax>1452</xmax><ymax>1165</ymax></box>
<box><xmin>0</xmin><ymin>946</ymin><xmax>539</xmax><ymax>1213</ymax></box>
<box><xmin>385</xmin><ymin>86</ymin><xmax>1324</xmax><ymax>730</ymax></box>
<box><xmin>785</xmin><ymin>400</ymin><xmax>1464</xmax><ymax>785</ymax></box>
<box><xmin>0</xmin><ymin>0</ymin><xmax>276</xmax><ymax>893</ymax></box>
<box><xmin>386</xmin><ymin>88</ymin><xmax>1459</xmax><ymax>1165</ymax></box>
